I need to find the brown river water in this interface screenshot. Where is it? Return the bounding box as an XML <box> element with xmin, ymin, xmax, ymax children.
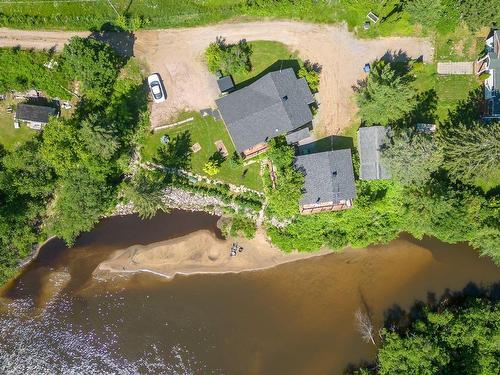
<box><xmin>1</xmin><ymin>210</ymin><xmax>499</xmax><ymax>374</ymax></box>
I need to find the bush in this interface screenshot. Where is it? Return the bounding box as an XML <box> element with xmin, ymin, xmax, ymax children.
<box><xmin>229</xmin><ymin>151</ymin><xmax>243</xmax><ymax>169</ymax></box>
<box><xmin>298</xmin><ymin>63</ymin><xmax>320</xmax><ymax>92</ymax></box>
<box><xmin>203</xmin><ymin>160</ymin><xmax>220</xmax><ymax>176</ymax></box>
<box><xmin>204</xmin><ymin>38</ymin><xmax>252</xmax><ymax>75</ymax></box>
<box><xmin>229</xmin><ymin>215</ymin><xmax>257</xmax><ymax>239</ymax></box>
<box><xmin>0</xmin><ymin>48</ymin><xmax>70</xmax><ymax>98</ymax></box>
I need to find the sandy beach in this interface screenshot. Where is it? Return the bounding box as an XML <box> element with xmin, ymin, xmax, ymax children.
<box><xmin>94</xmin><ymin>229</ymin><xmax>330</xmax><ymax>279</ymax></box>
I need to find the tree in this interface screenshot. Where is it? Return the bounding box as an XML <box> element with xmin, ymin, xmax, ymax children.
<box><xmin>77</xmin><ymin>114</ymin><xmax>120</xmax><ymax>176</ymax></box>
<box><xmin>459</xmin><ymin>0</ymin><xmax>500</xmax><ymax>31</ymax></box>
<box><xmin>373</xmin><ymin>298</ymin><xmax>500</xmax><ymax>374</ymax></box>
<box><xmin>229</xmin><ymin>151</ymin><xmax>243</xmax><ymax>169</ymax></box>
<box><xmin>204</xmin><ymin>38</ymin><xmax>252</xmax><ymax>75</ymax></box>
<box><xmin>0</xmin><ymin>138</ymin><xmax>55</xmax><ymax>198</ymax></box>
<box><xmin>48</xmin><ymin>167</ymin><xmax>113</xmax><ymax>245</ymax></box>
<box><xmin>122</xmin><ymin>169</ymin><xmax>167</xmax><ymax>219</ymax></box>
<box><xmin>356</xmin><ymin>61</ymin><xmax>416</xmax><ymax>126</ymax></box>
<box><xmin>41</xmin><ymin>117</ymin><xmax>79</xmax><ymax>176</ymax></box>
<box><xmin>355</xmin><ymin>309</ymin><xmax>376</xmax><ymax>345</ymax></box>
<box><xmin>228</xmin><ymin>215</ymin><xmax>257</xmax><ymax>239</ymax></box>
<box><xmin>381</xmin><ymin>132</ymin><xmax>442</xmax><ymax>186</ymax></box>
<box><xmin>60</xmin><ymin>36</ymin><xmax>122</xmax><ymax>100</ymax></box>
<box><xmin>440</xmin><ymin>121</ymin><xmax>500</xmax><ymax>185</ymax></box>
<box><xmin>154</xmin><ymin>131</ymin><xmax>192</xmax><ymax>170</ymax></box>
<box><xmin>203</xmin><ymin>160</ymin><xmax>220</xmax><ymax>176</ymax></box>
<box><xmin>404</xmin><ymin>0</ymin><xmax>444</xmax><ymax>27</ymax></box>
<box><xmin>265</xmin><ymin>137</ymin><xmax>304</xmax><ymax>219</ymax></box>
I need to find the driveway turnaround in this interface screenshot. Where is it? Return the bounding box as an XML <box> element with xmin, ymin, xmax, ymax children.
<box><xmin>0</xmin><ymin>21</ymin><xmax>433</xmax><ymax>136</ymax></box>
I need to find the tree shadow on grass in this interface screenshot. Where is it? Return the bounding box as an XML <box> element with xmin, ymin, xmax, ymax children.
<box><xmin>233</xmin><ymin>59</ymin><xmax>301</xmax><ymax>90</ymax></box>
<box><xmin>440</xmin><ymin>87</ymin><xmax>483</xmax><ymax>130</ymax></box>
<box><xmin>209</xmin><ymin>150</ymin><xmax>226</xmax><ymax>167</ymax></box>
<box><xmin>390</xmin><ymin>89</ymin><xmax>438</xmax><ymax>132</ymax></box>
<box><xmin>154</xmin><ymin>130</ymin><xmax>192</xmax><ymax>170</ymax></box>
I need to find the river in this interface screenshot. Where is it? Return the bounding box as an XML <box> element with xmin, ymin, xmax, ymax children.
<box><xmin>1</xmin><ymin>210</ymin><xmax>499</xmax><ymax>374</ymax></box>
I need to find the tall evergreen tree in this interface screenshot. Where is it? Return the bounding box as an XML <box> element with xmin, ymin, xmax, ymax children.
<box><xmin>440</xmin><ymin>121</ymin><xmax>500</xmax><ymax>185</ymax></box>
<box><xmin>356</xmin><ymin>61</ymin><xmax>416</xmax><ymax>126</ymax></box>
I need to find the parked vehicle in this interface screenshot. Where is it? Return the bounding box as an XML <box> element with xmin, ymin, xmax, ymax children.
<box><xmin>147</xmin><ymin>74</ymin><xmax>166</xmax><ymax>103</ymax></box>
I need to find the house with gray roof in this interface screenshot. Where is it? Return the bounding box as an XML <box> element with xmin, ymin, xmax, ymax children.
<box><xmin>357</xmin><ymin>126</ymin><xmax>391</xmax><ymax>180</ymax></box>
<box><xmin>476</xmin><ymin>29</ymin><xmax>500</xmax><ymax>119</ymax></box>
<box><xmin>216</xmin><ymin>68</ymin><xmax>315</xmax><ymax>159</ymax></box>
<box><xmin>294</xmin><ymin>149</ymin><xmax>356</xmax><ymax>214</ymax></box>
<box><xmin>14</xmin><ymin>103</ymin><xmax>57</xmax><ymax>130</ymax></box>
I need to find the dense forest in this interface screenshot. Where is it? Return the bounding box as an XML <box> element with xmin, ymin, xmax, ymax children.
<box><xmin>0</xmin><ymin>37</ymin><xmax>149</xmax><ymax>282</ymax></box>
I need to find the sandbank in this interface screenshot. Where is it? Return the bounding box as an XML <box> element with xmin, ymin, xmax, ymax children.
<box><xmin>94</xmin><ymin>229</ymin><xmax>330</xmax><ymax>279</ymax></box>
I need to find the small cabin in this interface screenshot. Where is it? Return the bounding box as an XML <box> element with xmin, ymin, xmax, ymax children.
<box><xmin>15</xmin><ymin>104</ymin><xmax>57</xmax><ymax>130</ymax></box>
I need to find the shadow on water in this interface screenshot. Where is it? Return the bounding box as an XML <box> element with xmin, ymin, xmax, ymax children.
<box><xmin>345</xmin><ymin>281</ymin><xmax>500</xmax><ymax>373</ymax></box>
<box><xmin>3</xmin><ymin>210</ymin><xmax>221</xmax><ymax>302</ymax></box>
<box><xmin>1</xmin><ymin>218</ymin><xmax>500</xmax><ymax>374</ymax></box>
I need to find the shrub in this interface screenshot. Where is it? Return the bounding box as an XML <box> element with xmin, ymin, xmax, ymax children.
<box><xmin>229</xmin><ymin>215</ymin><xmax>257</xmax><ymax>239</ymax></box>
<box><xmin>204</xmin><ymin>38</ymin><xmax>252</xmax><ymax>75</ymax></box>
<box><xmin>0</xmin><ymin>48</ymin><xmax>70</xmax><ymax>98</ymax></box>
<box><xmin>298</xmin><ymin>64</ymin><xmax>320</xmax><ymax>92</ymax></box>
<box><xmin>203</xmin><ymin>160</ymin><xmax>220</xmax><ymax>176</ymax></box>
<box><xmin>229</xmin><ymin>151</ymin><xmax>243</xmax><ymax>169</ymax></box>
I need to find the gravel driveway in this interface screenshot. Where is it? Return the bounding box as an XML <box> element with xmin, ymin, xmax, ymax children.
<box><xmin>0</xmin><ymin>22</ymin><xmax>433</xmax><ymax>136</ymax></box>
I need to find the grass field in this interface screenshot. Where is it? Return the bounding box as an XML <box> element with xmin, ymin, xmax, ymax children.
<box><xmin>412</xmin><ymin>63</ymin><xmax>482</xmax><ymax>122</ymax></box>
<box><xmin>232</xmin><ymin>40</ymin><xmax>300</xmax><ymax>87</ymax></box>
<box><xmin>0</xmin><ymin>99</ymin><xmax>36</xmax><ymax>150</ymax></box>
<box><xmin>0</xmin><ymin>0</ymin><xmax>414</xmax><ymax>35</ymax></box>
<box><xmin>142</xmin><ymin>112</ymin><xmax>262</xmax><ymax>191</ymax></box>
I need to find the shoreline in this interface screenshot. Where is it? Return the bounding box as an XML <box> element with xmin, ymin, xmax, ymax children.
<box><xmin>94</xmin><ymin>228</ymin><xmax>331</xmax><ymax>280</ymax></box>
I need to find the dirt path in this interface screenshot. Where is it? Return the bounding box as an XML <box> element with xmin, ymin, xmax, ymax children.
<box><xmin>0</xmin><ymin>22</ymin><xmax>433</xmax><ymax>136</ymax></box>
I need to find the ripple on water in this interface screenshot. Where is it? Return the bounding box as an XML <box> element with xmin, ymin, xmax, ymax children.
<box><xmin>0</xmin><ymin>296</ymin><xmax>212</xmax><ymax>375</ymax></box>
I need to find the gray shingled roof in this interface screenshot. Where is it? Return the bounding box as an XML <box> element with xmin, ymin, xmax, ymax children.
<box><xmin>285</xmin><ymin>127</ymin><xmax>310</xmax><ymax>144</ymax></box>
<box><xmin>295</xmin><ymin>149</ymin><xmax>356</xmax><ymax>206</ymax></box>
<box><xmin>216</xmin><ymin>68</ymin><xmax>315</xmax><ymax>153</ymax></box>
<box><xmin>358</xmin><ymin>126</ymin><xmax>391</xmax><ymax>180</ymax></box>
<box><xmin>15</xmin><ymin>104</ymin><xmax>56</xmax><ymax>124</ymax></box>
<box><xmin>217</xmin><ymin>76</ymin><xmax>235</xmax><ymax>93</ymax></box>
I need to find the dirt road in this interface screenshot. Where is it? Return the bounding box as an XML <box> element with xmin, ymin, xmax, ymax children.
<box><xmin>0</xmin><ymin>22</ymin><xmax>433</xmax><ymax>136</ymax></box>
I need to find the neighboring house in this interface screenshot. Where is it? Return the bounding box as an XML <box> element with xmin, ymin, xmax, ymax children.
<box><xmin>14</xmin><ymin>103</ymin><xmax>57</xmax><ymax>130</ymax></box>
<box><xmin>358</xmin><ymin>126</ymin><xmax>390</xmax><ymax>180</ymax></box>
<box><xmin>294</xmin><ymin>149</ymin><xmax>356</xmax><ymax>214</ymax></box>
<box><xmin>476</xmin><ymin>29</ymin><xmax>500</xmax><ymax>119</ymax></box>
<box><xmin>216</xmin><ymin>68</ymin><xmax>315</xmax><ymax>159</ymax></box>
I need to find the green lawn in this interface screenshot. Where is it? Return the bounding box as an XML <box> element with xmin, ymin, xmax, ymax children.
<box><xmin>232</xmin><ymin>41</ymin><xmax>299</xmax><ymax>86</ymax></box>
<box><xmin>435</xmin><ymin>23</ymin><xmax>485</xmax><ymax>62</ymax></box>
<box><xmin>142</xmin><ymin>112</ymin><xmax>263</xmax><ymax>191</ymax></box>
<box><xmin>412</xmin><ymin>63</ymin><xmax>481</xmax><ymax>122</ymax></box>
<box><xmin>0</xmin><ymin>101</ymin><xmax>36</xmax><ymax>151</ymax></box>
